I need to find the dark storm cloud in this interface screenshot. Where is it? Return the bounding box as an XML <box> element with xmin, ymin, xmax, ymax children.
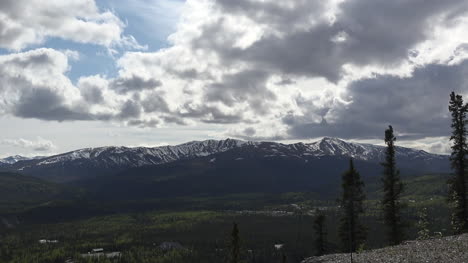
<box><xmin>80</xmin><ymin>85</ymin><xmax>104</xmax><ymax>104</ymax></box>
<box><xmin>127</xmin><ymin>118</ymin><xmax>159</xmax><ymax>128</ymax></box>
<box><xmin>141</xmin><ymin>93</ymin><xmax>170</xmax><ymax>113</ymax></box>
<box><xmin>336</xmin><ymin>0</ymin><xmax>468</xmax><ymax>66</ymax></box>
<box><xmin>13</xmin><ymin>87</ymin><xmax>93</xmax><ymax>121</ymax></box>
<box><xmin>165</xmin><ymin>67</ymin><xmax>214</xmax><ymax>80</ymax></box>
<box><xmin>286</xmin><ymin>61</ymin><xmax>468</xmax><ymax>140</ymax></box>
<box><xmin>0</xmin><ymin>0</ymin><xmax>17</xmax><ymax>10</ymax></box>
<box><xmin>111</xmin><ymin>75</ymin><xmax>162</xmax><ymax>94</ymax></box>
<box><xmin>196</xmin><ymin>0</ymin><xmax>468</xmax><ymax>82</ymax></box>
<box><xmin>161</xmin><ymin>115</ymin><xmax>186</xmax><ymax>125</ymax></box>
<box><xmin>243</xmin><ymin>127</ymin><xmax>256</xmax><ymax>136</ymax></box>
<box><xmin>118</xmin><ymin>100</ymin><xmax>142</xmax><ymax>119</ymax></box>
<box><xmin>205</xmin><ymin>70</ymin><xmax>276</xmax><ymax>114</ymax></box>
<box><xmin>214</xmin><ymin>0</ymin><xmax>325</xmax><ymax>29</ymax></box>
<box><xmin>179</xmin><ymin>103</ymin><xmax>245</xmax><ymax>124</ymax></box>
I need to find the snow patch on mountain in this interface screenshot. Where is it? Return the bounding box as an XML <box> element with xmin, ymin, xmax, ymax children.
<box><xmin>4</xmin><ymin>138</ymin><xmax>448</xmax><ymax>177</ymax></box>
<box><xmin>0</xmin><ymin>155</ymin><xmax>43</xmax><ymax>165</ymax></box>
<box><xmin>35</xmin><ymin>139</ymin><xmax>255</xmax><ymax>167</ymax></box>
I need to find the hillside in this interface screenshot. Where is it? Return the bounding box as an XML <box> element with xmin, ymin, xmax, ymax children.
<box><xmin>302</xmin><ymin>234</ymin><xmax>468</xmax><ymax>263</ymax></box>
<box><xmin>70</xmin><ymin>139</ymin><xmax>449</xmax><ymax>203</ymax></box>
<box><xmin>0</xmin><ymin>172</ymin><xmax>62</xmax><ymax>213</ymax></box>
<box><xmin>78</xmin><ymin>148</ymin><xmax>391</xmax><ymax>201</ymax></box>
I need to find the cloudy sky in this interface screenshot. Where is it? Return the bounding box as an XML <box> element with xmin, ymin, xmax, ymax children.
<box><xmin>1</xmin><ymin>0</ymin><xmax>467</xmax><ymax>157</ymax></box>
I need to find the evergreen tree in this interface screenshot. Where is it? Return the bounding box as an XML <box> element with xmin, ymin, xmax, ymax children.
<box><xmin>448</xmin><ymin>92</ymin><xmax>468</xmax><ymax>233</ymax></box>
<box><xmin>313</xmin><ymin>210</ymin><xmax>327</xmax><ymax>256</ymax></box>
<box><xmin>229</xmin><ymin>223</ymin><xmax>241</xmax><ymax>263</ymax></box>
<box><xmin>381</xmin><ymin>125</ymin><xmax>405</xmax><ymax>245</ymax></box>
<box><xmin>416</xmin><ymin>207</ymin><xmax>430</xmax><ymax>240</ymax></box>
<box><xmin>338</xmin><ymin>159</ymin><xmax>366</xmax><ymax>252</ymax></box>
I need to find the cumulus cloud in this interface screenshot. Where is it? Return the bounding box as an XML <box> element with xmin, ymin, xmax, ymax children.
<box><xmin>0</xmin><ymin>49</ymin><xmax>116</xmax><ymax>122</ymax></box>
<box><xmin>0</xmin><ymin>0</ymin><xmax>145</xmax><ymax>51</ymax></box>
<box><xmin>78</xmin><ymin>77</ymin><xmax>106</xmax><ymax>105</ymax></box>
<box><xmin>1</xmin><ymin>137</ymin><xmax>56</xmax><ymax>152</ymax></box>
<box><xmin>286</xmin><ymin>61</ymin><xmax>468</xmax><ymax>140</ymax></box>
<box><xmin>111</xmin><ymin>75</ymin><xmax>162</xmax><ymax>94</ymax></box>
<box><xmin>285</xmin><ymin>61</ymin><xmax>468</xmax><ymax>142</ymax></box>
<box><xmin>0</xmin><ymin>48</ymin><xmax>90</xmax><ymax>121</ymax></box>
<box><xmin>1</xmin><ymin>0</ymin><xmax>468</xmax><ymax>145</ymax></box>
<box><xmin>193</xmin><ymin>0</ymin><xmax>468</xmax><ymax>82</ymax></box>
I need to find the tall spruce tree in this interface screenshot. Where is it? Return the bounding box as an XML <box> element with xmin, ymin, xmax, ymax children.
<box><xmin>338</xmin><ymin>159</ymin><xmax>366</xmax><ymax>252</ymax></box>
<box><xmin>381</xmin><ymin>125</ymin><xmax>405</xmax><ymax>245</ymax></box>
<box><xmin>448</xmin><ymin>92</ymin><xmax>468</xmax><ymax>233</ymax></box>
<box><xmin>229</xmin><ymin>223</ymin><xmax>241</xmax><ymax>263</ymax></box>
<box><xmin>313</xmin><ymin>210</ymin><xmax>327</xmax><ymax>256</ymax></box>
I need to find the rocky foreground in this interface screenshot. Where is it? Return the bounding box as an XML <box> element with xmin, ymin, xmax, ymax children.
<box><xmin>302</xmin><ymin>234</ymin><xmax>468</xmax><ymax>263</ymax></box>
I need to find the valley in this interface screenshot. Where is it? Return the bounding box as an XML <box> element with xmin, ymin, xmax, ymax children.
<box><xmin>0</xmin><ymin>138</ymin><xmax>454</xmax><ymax>262</ymax></box>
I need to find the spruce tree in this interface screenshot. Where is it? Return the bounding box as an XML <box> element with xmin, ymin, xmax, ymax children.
<box><xmin>229</xmin><ymin>223</ymin><xmax>241</xmax><ymax>263</ymax></box>
<box><xmin>338</xmin><ymin>159</ymin><xmax>366</xmax><ymax>252</ymax></box>
<box><xmin>416</xmin><ymin>207</ymin><xmax>430</xmax><ymax>240</ymax></box>
<box><xmin>381</xmin><ymin>125</ymin><xmax>405</xmax><ymax>245</ymax></box>
<box><xmin>448</xmin><ymin>92</ymin><xmax>468</xmax><ymax>233</ymax></box>
<box><xmin>313</xmin><ymin>210</ymin><xmax>327</xmax><ymax>256</ymax></box>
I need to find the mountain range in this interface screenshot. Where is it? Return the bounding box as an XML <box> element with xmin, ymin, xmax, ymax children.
<box><xmin>0</xmin><ymin>137</ymin><xmax>449</xmax><ymax>183</ymax></box>
<box><xmin>0</xmin><ymin>137</ymin><xmax>452</xmax><ymax>223</ymax></box>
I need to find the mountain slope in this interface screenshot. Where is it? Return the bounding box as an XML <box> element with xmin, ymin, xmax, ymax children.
<box><xmin>76</xmin><ymin>142</ymin><xmax>449</xmax><ymax>202</ymax></box>
<box><xmin>1</xmin><ymin>138</ymin><xmax>449</xmax><ymax>182</ymax></box>
<box><xmin>3</xmin><ymin>139</ymin><xmax>252</xmax><ymax>182</ymax></box>
<box><xmin>0</xmin><ymin>155</ymin><xmax>43</xmax><ymax>165</ymax></box>
<box><xmin>0</xmin><ymin>172</ymin><xmax>63</xmax><ymax>213</ymax></box>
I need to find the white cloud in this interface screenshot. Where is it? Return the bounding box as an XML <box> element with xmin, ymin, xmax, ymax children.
<box><xmin>104</xmin><ymin>0</ymin><xmax>468</xmax><ymax>140</ymax></box>
<box><xmin>0</xmin><ymin>0</ymin><xmax>144</xmax><ymax>51</ymax></box>
<box><xmin>396</xmin><ymin>137</ymin><xmax>452</xmax><ymax>155</ymax></box>
<box><xmin>1</xmin><ymin>137</ymin><xmax>56</xmax><ymax>152</ymax></box>
<box><xmin>0</xmin><ymin>48</ymin><xmax>87</xmax><ymax>120</ymax></box>
<box><xmin>1</xmin><ymin>0</ymin><xmax>468</xmax><ymax>147</ymax></box>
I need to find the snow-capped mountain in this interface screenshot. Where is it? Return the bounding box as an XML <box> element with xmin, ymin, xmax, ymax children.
<box><xmin>263</xmin><ymin>137</ymin><xmax>446</xmax><ymax>163</ymax></box>
<box><xmin>0</xmin><ymin>155</ymin><xmax>43</xmax><ymax>165</ymax></box>
<box><xmin>1</xmin><ymin>138</ymin><xmax>449</xmax><ymax>182</ymax></box>
<box><xmin>36</xmin><ymin>138</ymin><xmax>252</xmax><ymax>167</ymax></box>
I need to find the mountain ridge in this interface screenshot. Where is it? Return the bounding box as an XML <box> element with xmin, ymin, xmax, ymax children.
<box><xmin>0</xmin><ymin>137</ymin><xmax>449</xmax><ymax>182</ymax></box>
<box><xmin>0</xmin><ymin>155</ymin><xmax>44</xmax><ymax>165</ymax></box>
<box><xmin>1</xmin><ymin>137</ymin><xmax>447</xmax><ymax>164</ymax></box>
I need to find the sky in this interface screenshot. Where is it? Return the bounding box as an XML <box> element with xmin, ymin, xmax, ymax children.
<box><xmin>0</xmin><ymin>0</ymin><xmax>467</xmax><ymax>157</ymax></box>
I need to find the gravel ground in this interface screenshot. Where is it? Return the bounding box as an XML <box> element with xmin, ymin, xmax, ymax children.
<box><xmin>302</xmin><ymin>234</ymin><xmax>468</xmax><ymax>263</ymax></box>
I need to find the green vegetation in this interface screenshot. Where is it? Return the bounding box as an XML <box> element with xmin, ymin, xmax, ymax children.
<box><xmin>229</xmin><ymin>223</ymin><xmax>241</xmax><ymax>263</ymax></box>
<box><xmin>313</xmin><ymin>210</ymin><xmax>326</xmax><ymax>256</ymax></box>
<box><xmin>448</xmin><ymin>91</ymin><xmax>468</xmax><ymax>233</ymax></box>
<box><xmin>381</xmin><ymin>125</ymin><xmax>405</xmax><ymax>245</ymax></box>
<box><xmin>0</xmin><ymin>172</ymin><xmax>63</xmax><ymax>213</ymax></box>
<box><xmin>0</xmin><ymin>172</ymin><xmax>458</xmax><ymax>263</ymax></box>
<box><xmin>338</xmin><ymin>159</ymin><xmax>366</xmax><ymax>252</ymax></box>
